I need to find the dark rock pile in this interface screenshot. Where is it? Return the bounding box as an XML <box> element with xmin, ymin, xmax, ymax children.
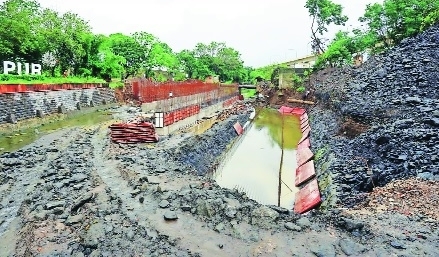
<box><xmin>310</xmin><ymin>23</ymin><xmax>439</xmax><ymax>206</ymax></box>
<box><xmin>173</xmin><ymin>113</ymin><xmax>249</xmax><ymax>175</ymax></box>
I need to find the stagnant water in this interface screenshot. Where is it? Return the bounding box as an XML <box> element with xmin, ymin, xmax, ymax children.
<box><xmin>214</xmin><ymin>108</ymin><xmax>303</xmax><ymax>209</ymax></box>
<box><xmin>0</xmin><ymin>108</ymin><xmax>114</xmax><ymax>153</ymax></box>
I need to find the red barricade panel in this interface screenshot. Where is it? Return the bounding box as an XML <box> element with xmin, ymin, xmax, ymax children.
<box><xmin>300</xmin><ymin>121</ymin><xmax>309</xmax><ymax>129</ymax></box>
<box><xmin>300</xmin><ymin>113</ymin><xmax>309</xmax><ymax>122</ymax></box>
<box><xmin>295</xmin><ymin>160</ymin><xmax>316</xmax><ymax>186</ymax></box>
<box><xmin>297</xmin><ymin>137</ymin><xmax>311</xmax><ymax>149</ymax></box>
<box><xmin>278</xmin><ymin>106</ymin><xmax>306</xmax><ymax>115</ymax></box>
<box><xmin>294</xmin><ymin>179</ymin><xmax>321</xmax><ymax>214</ymax></box>
<box><xmin>298</xmin><ymin>130</ymin><xmax>310</xmax><ymax>144</ymax></box>
<box><xmin>233</xmin><ymin>122</ymin><xmax>243</xmax><ymax>135</ymax></box>
<box><xmin>302</xmin><ymin>126</ymin><xmax>311</xmax><ymax>135</ymax></box>
<box><xmin>296</xmin><ymin>147</ymin><xmax>314</xmax><ymax>167</ymax></box>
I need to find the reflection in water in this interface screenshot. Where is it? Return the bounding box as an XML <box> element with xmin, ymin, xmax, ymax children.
<box><xmin>253</xmin><ymin>108</ymin><xmax>302</xmax><ymax>149</ymax></box>
<box><xmin>215</xmin><ymin>108</ymin><xmax>302</xmax><ymax>209</ymax></box>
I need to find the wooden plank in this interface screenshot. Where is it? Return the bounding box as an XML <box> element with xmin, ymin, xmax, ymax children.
<box><xmin>287</xmin><ymin>98</ymin><xmax>315</xmax><ymax>105</ymax></box>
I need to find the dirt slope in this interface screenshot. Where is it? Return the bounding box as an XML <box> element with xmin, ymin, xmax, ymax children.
<box><xmin>307</xmin><ymin>23</ymin><xmax>439</xmax><ymax>207</ymax></box>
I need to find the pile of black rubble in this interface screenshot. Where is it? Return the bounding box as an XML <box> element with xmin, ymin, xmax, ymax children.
<box><xmin>311</xmin><ymin>23</ymin><xmax>439</xmax><ymax>207</ymax></box>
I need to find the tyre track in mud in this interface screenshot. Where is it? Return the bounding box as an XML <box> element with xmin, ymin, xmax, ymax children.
<box><xmin>1</xmin><ymin>125</ymin><xmax>194</xmax><ymax>256</ymax></box>
<box><xmin>7</xmin><ymin>127</ymin><xmax>103</xmax><ymax>256</ymax></box>
<box><xmin>90</xmin><ymin>127</ymin><xmax>250</xmax><ymax>257</ymax></box>
<box><xmin>0</xmin><ymin>129</ymin><xmax>83</xmax><ymax>256</ymax></box>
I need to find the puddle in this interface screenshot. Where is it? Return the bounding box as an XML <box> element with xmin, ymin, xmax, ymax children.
<box><xmin>214</xmin><ymin>108</ymin><xmax>302</xmax><ymax>209</ymax></box>
<box><xmin>0</xmin><ymin>109</ymin><xmax>114</xmax><ymax>153</ymax></box>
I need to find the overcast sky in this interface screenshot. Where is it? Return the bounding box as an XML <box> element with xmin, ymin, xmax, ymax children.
<box><xmin>30</xmin><ymin>0</ymin><xmax>381</xmax><ymax>67</ymax></box>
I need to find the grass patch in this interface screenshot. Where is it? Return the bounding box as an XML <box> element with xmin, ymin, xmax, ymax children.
<box><xmin>109</xmin><ymin>81</ymin><xmax>124</xmax><ymax>89</ymax></box>
<box><xmin>241</xmin><ymin>88</ymin><xmax>257</xmax><ymax>99</ymax></box>
<box><xmin>314</xmin><ymin>145</ymin><xmax>329</xmax><ymax>161</ymax></box>
<box><xmin>0</xmin><ymin>74</ymin><xmax>106</xmax><ymax>85</ymax></box>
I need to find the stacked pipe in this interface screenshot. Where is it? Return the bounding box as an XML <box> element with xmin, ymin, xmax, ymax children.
<box><xmin>109</xmin><ymin>122</ymin><xmax>159</xmax><ymax>143</ymax></box>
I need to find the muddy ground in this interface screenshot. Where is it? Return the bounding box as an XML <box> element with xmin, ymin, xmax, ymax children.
<box><xmin>0</xmin><ymin>102</ymin><xmax>437</xmax><ymax>257</ymax></box>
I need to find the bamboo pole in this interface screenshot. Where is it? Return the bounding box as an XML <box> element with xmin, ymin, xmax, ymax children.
<box><xmin>287</xmin><ymin>98</ymin><xmax>315</xmax><ymax>105</ymax></box>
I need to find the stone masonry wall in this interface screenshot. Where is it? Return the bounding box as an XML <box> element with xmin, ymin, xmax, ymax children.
<box><xmin>0</xmin><ymin>87</ymin><xmax>116</xmax><ymax>124</ymax></box>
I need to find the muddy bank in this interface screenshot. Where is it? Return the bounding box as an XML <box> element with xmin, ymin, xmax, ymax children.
<box><xmin>0</xmin><ymin>127</ymin><xmax>193</xmax><ymax>256</ymax></box>
<box><xmin>0</xmin><ymin>103</ymin><xmax>438</xmax><ymax>256</ymax></box>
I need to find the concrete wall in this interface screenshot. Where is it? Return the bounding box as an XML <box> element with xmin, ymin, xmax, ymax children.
<box><xmin>0</xmin><ymin>88</ymin><xmax>116</xmax><ymax>124</ymax></box>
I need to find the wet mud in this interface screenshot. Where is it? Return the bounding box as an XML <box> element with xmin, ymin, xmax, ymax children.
<box><xmin>0</xmin><ymin>105</ymin><xmax>438</xmax><ymax>256</ymax></box>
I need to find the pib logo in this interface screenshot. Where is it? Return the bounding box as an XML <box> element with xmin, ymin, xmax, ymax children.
<box><xmin>2</xmin><ymin>61</ymin><xmax>42</xmax><ymax>75</ymax></box>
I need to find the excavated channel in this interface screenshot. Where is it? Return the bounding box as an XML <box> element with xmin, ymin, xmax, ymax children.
<box><xmin>214</xmin><ymin>108</ymin><xmax>302</xmax><ymax>209</ymax></box>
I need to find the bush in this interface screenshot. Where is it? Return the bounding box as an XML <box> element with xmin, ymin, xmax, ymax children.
<box><xmin>0</xmin><ymin>74</ymin><xmax>46</xmax><ymax>82</ymax></box>
<box><xmin>109</xmin><ymin>81</ymin><xmax>124</xmax><ymax>88</ymax></box>
<box><xmin>296</xmin><ymin>86</ymin><xmax>306</xmax><ymax>93</ymax></box>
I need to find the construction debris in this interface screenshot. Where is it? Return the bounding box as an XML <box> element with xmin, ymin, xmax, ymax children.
<box><xmin>109</xmin><ymin>122</ymin><xmax>159</xmax><ymax>143</ymax></box>
<box><xmin>217</xmin><ymin>102</ymin><xmax>250</xmax><ymax>121</ymax></box>
<box><xmin>357</xmin><ymin>178</ymin><xmax>439</xmax><ymax>220</ymax></box>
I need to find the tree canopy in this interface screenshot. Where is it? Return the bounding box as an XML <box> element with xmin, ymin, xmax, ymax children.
<box><xmin>305</xmin><ymin>0</ymin><xmax>439</xmax><ymax>69</ymax></box>
<box><xmin>0</xmin><ymin>0</ymin><xmax>249</xmax><ymax>83</ymax></box>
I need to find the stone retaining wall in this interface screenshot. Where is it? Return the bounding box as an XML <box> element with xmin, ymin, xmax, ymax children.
<box><xmin>0</xmin><ymin>88</ymin><xmax>116</xmax><ymax>124</ymax></box>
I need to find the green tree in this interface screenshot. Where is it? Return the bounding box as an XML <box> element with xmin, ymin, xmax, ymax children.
<box><xmin>148</xmin><ymin>42</ymin><xmax>179</xmax><ymax>79</ymax></box>
<box><xmin>359</xmin><ymin>0</ymin><xmax>439</xmax><ymax>49</ymax></box>
<box><xmin>92</xmin><ymin>36</ymin><xmax>125</xmax><ymax>81</ymax></box>
<box><xmin>0</xmin><ymin>0</ymin><xmax>43</xmax><ymax>63</ymax></box>
<box><xmin>305</xmin><ymin>0</ymin><xmax>349</xmax><ymax>54</ymax></box>
<box><xmin>192</xmin><ymin>42</ymin><xmax>244</xmax><ymax>82</ymax></box>
<box><xmin>131</xmin><ymin>31</ymin><xmax>159</xmax><ymax>78</ymax></box>
<box><xmin>38</xmin><ymin>9</ymin><xmax>92</xmax><ymax>75</ymax></box>
<box><xmin>421</xmin><ymin>9</ymin><xmax>439</xmax><ymax>30</ymax></box>
<box><xmin>177</xmin><ymin>49</ymin><xmax>210</xmax><ymax>79</ymax></box>
<box><xmin>238</xmin><ymin>66</ymin><xmax>253</xmax><ymax>84</ymax></box>
<box><xmin>314</xmin><ymin>31</ymin><xmax>355</xmax><ymax>68</ymax></box>
<box><xmin>106</xmin><ymin>33</ymin><xmax>143</xmax><ymax>79</ymax></box>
